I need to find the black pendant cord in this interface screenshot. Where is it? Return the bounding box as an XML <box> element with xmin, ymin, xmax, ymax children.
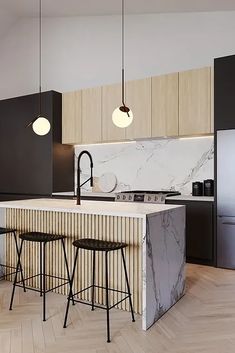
<box><xmin>26</xmin><ymin>0</ymin><xmax>42</xmax><ymax>128</ymax></box>
<box><xmin>39</xmin><ymin>0</ymin><xmax>42</xmax><ymax>117</ymax></box>
<box><xmin>121</xmin><ymin>0</ymin><xmax>130</xmax><ymax>117</ymax></box>
<box><xmin>121</xmin><ymin>0</ymin><xmax>125</xmax><ymax>107</ymax></box>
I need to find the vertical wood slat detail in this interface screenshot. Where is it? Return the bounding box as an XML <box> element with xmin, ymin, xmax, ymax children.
<box><xmin>5</xmin><ymin>209</ymin><xmax>143</xmax><ymax>314</ymax></box>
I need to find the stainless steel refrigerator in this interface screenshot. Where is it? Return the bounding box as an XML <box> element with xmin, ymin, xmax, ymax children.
<box><xmin>217</xmin><ymin>129</ymin><xmax>235</xmax><ymax>268</ymax></box>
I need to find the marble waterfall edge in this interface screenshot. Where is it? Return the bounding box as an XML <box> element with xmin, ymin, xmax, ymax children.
<box><xmin>142</xmin><ymin>206</ymin><xmax>186</xmax><ymax>330</ymax></box>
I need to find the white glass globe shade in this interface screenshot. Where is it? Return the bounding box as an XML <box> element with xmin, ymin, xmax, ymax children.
<box><xmin>32</xmin><ymin>117</ymin><xmax>51</xmax><ymax>136</ymax></box>
<box><xmin>112</xmin><ymin>107</ymin><xmax>133</xmax><ymax>128</ymax></box>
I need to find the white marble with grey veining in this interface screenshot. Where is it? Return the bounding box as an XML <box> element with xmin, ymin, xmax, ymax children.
<box><xmin>75</xmin><ymin>137</ymin><xmax>214</xmax><ymax>195</ymax></box>
<box><xmin>167</xmin><ymin>195</ymin><xmax>214</xmax><ymax>202</ymax></box>
<box><xmin>142</xmin><ymin>206</ymin><xmax>186</xmax><ymax>330</ymax></box>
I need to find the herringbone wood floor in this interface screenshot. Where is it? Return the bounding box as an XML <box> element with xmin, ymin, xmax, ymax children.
<box><xmin>1</xmin><ymin>264</ymin><xmax>235</xmax><ymax>353</ymax></box>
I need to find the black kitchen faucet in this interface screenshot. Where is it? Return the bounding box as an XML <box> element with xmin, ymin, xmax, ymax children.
<box><xmin>76</xmin><ymin>150</ymin><xmax>93</xmax><ymax>205</ymax></box>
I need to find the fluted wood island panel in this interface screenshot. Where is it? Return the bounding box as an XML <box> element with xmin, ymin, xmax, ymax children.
<box><xmin>5</xmin><ymin>208</ymin><xmax>142</xmax><ymax>313</ymax></box>
<box><xmin>0</xmin><ymin>199</ymin><xmax>185</xmax><ymax>330</ymax></box>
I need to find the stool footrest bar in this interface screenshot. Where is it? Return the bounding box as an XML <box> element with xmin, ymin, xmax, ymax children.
<box><xmin>69</xmin><ymin>283</ymin><xmax>131</xmax><ymax>311</ymax></box>
<box><xmin>69</xmin><ymin>296</ymin><xmax>130</xmax><ymax>311</ymax></box>
<box><xmin>0</xmin><ymin>264</ymin><xmax>20</xmax><ymax>270</ymax></box>
<box><xmin>72</xmin><ymin>284</ymin><xmax>129</xmax><ymax>298</ymax></box>
<box><xmin>14</xmin><ymin>280</ymin><xmax>70</xmax><ymax>293</ymax></box>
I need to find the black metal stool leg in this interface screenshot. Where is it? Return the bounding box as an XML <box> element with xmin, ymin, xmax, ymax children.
<box><xmin>63</xmin><ymin>247</ymin><xmax>79</xmax><ymax>328</ymax></box>
<box><xmin>13</xmin><ymin>231</ymin><xmax>26</xmax><ymax>292</ymax></box>
<box><xmin>121</xmin><ymin>248</ymin><xmax>135</xmax><ymax>322</ymax></box>
<box><xmin>43</xmin><ymin>242</ymin><xmax>46</xmax><ymax>321</ymax></box>
<box><xmin>40</xmin><ymin>242</ymin><xmax>43</xmax><ymax>297</ymax></box>
<box><xmin>61</xmin><ymin>238</ymin><xmax>75</xmax><ymax>305</ymax></box>
<box><xmin>9</xmin><ymin>239</ymin><xmax>24</xmax><ymax>310</ymax></box>
<box><xmin>91</xmin><ymin>250</ymin><xmax>96</xmax><ymax>311</ymax></box>
<box><xmin>105</xmin><ymin>251</ymin><xmax>111</xmax><ymax>343</ymax></box>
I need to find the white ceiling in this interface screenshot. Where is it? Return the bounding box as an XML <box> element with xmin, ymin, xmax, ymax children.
<box><xmin>0</xmin><ymin>0</ymin><xmax>235</xmax><ymax>17</ymax></box>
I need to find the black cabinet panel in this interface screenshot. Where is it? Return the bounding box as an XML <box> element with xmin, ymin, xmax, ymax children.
<box><xmin>0</xmin><ymin>194</ymin><xmax>44</xmax><ymax>201</ymax></box>
<box><xmin>166</xmin><ymin>200</ymin><xmax>214</xmax><ymax>266</ymax></box>
<box><xmin>214</xmin><ymin>55</ymin><xmax>235</xmax><ymax>131</ymax></box>
<box><xmin>0</xmin><ymin>91</ymin><xmax>74</xmax><ymax>195</ymax></box>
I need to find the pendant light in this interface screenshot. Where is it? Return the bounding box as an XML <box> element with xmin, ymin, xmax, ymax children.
<box><xmin>27</xmin><ymin>0</ymin><xmax>51</xmax><ymax>136</ymax></box>
<box><xmin>112</xmin><ymin>0</ymin><xmax>133</xmax><ymax>128</ymax></box>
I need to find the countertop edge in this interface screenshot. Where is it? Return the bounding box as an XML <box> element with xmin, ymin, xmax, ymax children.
<box><xmin>0</xmin><ymin>199</ymin><xmax>185</xmax><ymax>219</ymax></box>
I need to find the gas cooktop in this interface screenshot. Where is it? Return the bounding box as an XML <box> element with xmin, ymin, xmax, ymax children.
<box><xmin>116</xmin><ymin>190</ymin><xmax>181</xmax><ymax>204</ymax></box>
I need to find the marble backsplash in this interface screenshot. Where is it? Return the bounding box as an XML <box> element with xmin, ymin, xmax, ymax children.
<box><xmin>74</xmin><ymin>136</ymin><xmax>214</xmax><ymax>195</ymax></box>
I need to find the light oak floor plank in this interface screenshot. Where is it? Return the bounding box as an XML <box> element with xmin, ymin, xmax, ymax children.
<box><xmin>0</xmin><ymin>265</ymin><xmax>235</xmax><ymax>352</ymax></box>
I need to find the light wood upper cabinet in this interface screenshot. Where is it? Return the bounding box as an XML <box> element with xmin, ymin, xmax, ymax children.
<box><xmin>62</xmin><ymin>66</ymin><xmax>213</xmax><ymax>145</ymax></box>
<box><xmin>62</xmin><ymin>91</ymin><xmax>82</xmax><ymax>144</ymax></box>
<box><xmin>81</xmin><ymin>87</ymin><xmax>102</xmax><ymax>144</ymax></box>
<box><xmin>179</xmin><ymin>67</ymin><xmax>211</xmax><ymax>135</ymax></box>
<box><xmin>152</xmin><ymin>73</ymin><xmax>179</xmax><ymax>137</ymax></box>
<box><xmin>102</xmin><ymin>83</ymin><xmax>125</xmax><ymax>142</ymax></box>
<box><xmin>125</xmin><ymin>78</ymin><xmax>151</xmax><ymax>139</ymax></box>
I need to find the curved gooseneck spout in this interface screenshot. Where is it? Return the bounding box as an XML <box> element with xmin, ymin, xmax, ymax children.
<box><xmin>77</xmin><ymin>150</ymin><xmax>93</xmax><ymax>205</ymax></box>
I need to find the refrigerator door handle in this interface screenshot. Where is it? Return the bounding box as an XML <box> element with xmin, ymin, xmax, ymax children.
<box><xmin>222</xmin><ymin>221</ymin><xmax>235</xmax><ymax>226</ymax></box>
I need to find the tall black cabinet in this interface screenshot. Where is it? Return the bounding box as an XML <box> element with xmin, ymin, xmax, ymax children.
<box><xmin>0</xmin><ymin>91</ymin><xmax>74</xmax><ymax>198</ymax></box>
<box><xmin>214</xmin><ymin>54</ymin><xmax>235</xmax><ymax>130</ymax></box>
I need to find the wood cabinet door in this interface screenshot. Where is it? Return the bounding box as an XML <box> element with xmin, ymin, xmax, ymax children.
<box><xmin>81</xmin><ymin>87</ymin><xmax>102</xmax><ymax>144</ymax></box>
<box><xmin>179</xmin><ymin>67</ymin><xmax>211</xmax><ymax>136</ymax></box>
<box><xmin>102</xmin><ymin>83</ymin><xmax>125</xmax><ymax>142</ymax></box>
<box><xmin>125</xmin><ymin>78</ymin><xmax>151</xmax><ymax>139</ymax></box>
<box><xmin>152</xmin><ymin>73</ymin><xmax>179</xmax><ymax>137</ymax></box>
<box><xmin>62</xmin><ymin>91</ymin><xmax>82</xmax><ymax>144</ymax></box>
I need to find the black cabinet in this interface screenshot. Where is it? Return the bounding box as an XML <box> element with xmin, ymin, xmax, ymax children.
<box><xmin>0</xmin><ymin>91</ymin><xmax>74</xmax><ymax>196</ymax></box>
<box><xmin>214</xmin><ymin>54</ymin><xmax>235</xmax><ymax>131</ymax></box>
<box><xmin>166</xmin><ymin>199</ymin><xmax>214</xmax><ymax>266</ymax></box>
<box><xmin>0</xmin><ymin>194</ymin><xmax>43</xmax><ymax>202</ymax></box>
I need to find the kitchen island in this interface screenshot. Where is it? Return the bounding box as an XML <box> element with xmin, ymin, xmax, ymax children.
<box><xmin>0</xmin><ymin>199</ymin><xmax>185</xmax><ymax>330</ymax></box>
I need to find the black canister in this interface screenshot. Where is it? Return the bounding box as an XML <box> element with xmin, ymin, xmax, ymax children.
<box><xmin>192</xmin><ymin>181</ymin><xmax>203</xmax><ymax>196</ymax></box>
<box><xmin>203</xmin><ymin>179</ymin><xmax>214</xmax><ymax>196</ymax></box>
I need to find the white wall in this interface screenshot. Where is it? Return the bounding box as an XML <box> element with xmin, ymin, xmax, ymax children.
<box><xmin>0</xmin><ymin>11</ymin><xmax>235</xmax><ymax>99</ymax></box>
<box><xmin>0</xmin><ymin>9</ymin><xmax>17</xmax><ymax>40</ymax></box>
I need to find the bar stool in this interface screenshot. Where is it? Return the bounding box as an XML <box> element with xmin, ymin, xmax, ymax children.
<box><xmin>0</xmin><ymin>227</ymin><xmax>25</xmax><ymax>289</ymax></box>
<box><xmin>63</xmin><ymin>238</ymin><xmax>135</xmax><ymax>343</ymax></box>
<box><xmin>9</xmin><ymin>231</ymin><xmax>71</xmax><ymax>321</ymax></box>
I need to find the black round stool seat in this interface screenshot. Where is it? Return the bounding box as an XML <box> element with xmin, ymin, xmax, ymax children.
<box><xmin>73</xmin><ymin>238</ymin><xmax>127</xmax><ymax>252</ymax></box>
<box><xmin>0</xmin><ymin>227</ymin><xmax>16</xmax><ymax>235</ymax></box>
<box><xmin>19</xmin><ymin>232</ymin><xmax>66</xmax><ymax>243</ymax></box>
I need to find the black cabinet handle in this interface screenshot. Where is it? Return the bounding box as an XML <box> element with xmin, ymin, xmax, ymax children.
<box><xmin>222</xmin><ymin>222</ymin><xmax>235</xmax><ymax>225</ymax></box>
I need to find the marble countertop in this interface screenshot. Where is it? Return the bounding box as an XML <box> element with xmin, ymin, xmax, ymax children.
<box><xmin>52</xmin><ymin>191</ymin><xmax>116</xmax><ymax>198</ymax></box>
<box><xmin>0</xmin><ymin>198</ymin><xmax>184</xmax><ymax>218</ymax></box>
<box><xmin>167</xmin><ymin>195</ymin><xmax>214</xmax><ymax>202</ymax></box>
